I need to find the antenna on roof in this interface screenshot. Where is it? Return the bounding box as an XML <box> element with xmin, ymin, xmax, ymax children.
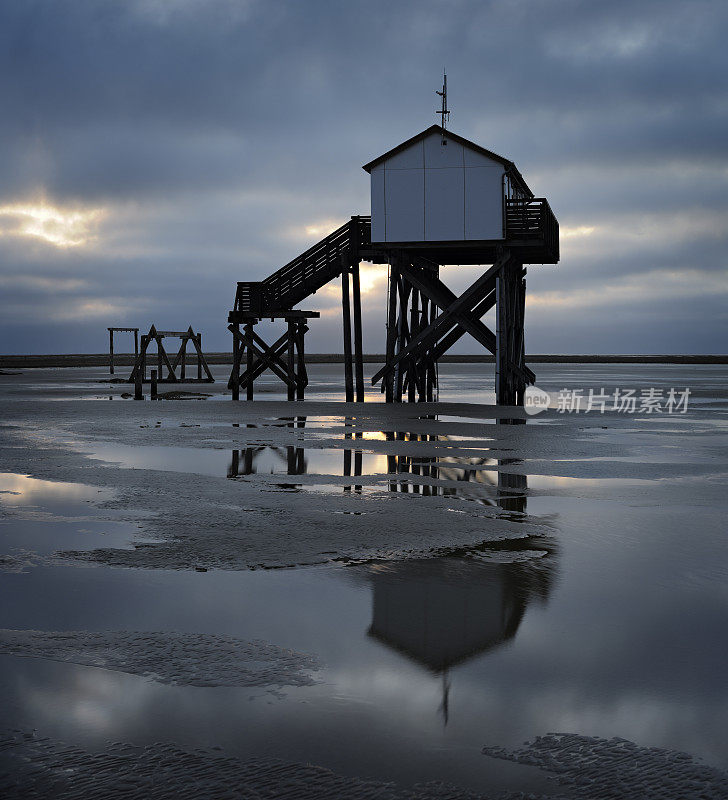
<box><xmin>435</xmin><ymin>70</ymin><xmax>449</xmax><ymax>143</ymax></box>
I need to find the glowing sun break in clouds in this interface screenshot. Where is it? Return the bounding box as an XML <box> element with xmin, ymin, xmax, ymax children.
<box><xmin>0</xmin><ymin>200</ymin><xmax>106</xmax><ymax>248</ymax></box>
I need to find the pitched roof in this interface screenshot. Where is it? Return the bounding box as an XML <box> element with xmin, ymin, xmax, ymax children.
<box><xmin>362</xmin><ymin>124</ymin><xmax>533</xmax><ymax>197</ymax></box>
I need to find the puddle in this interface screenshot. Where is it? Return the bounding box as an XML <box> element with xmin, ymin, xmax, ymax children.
<box><xmin>0</xmin><ymin>473</ymin><xmax>142</xmax><ymax>558</ymax></box>
<box><xmin>81</xmin><ymin>443</ymin><xmax>527</xmax><ymax>510</ymax></box>
<box><xmin>0</xmin><ymin>554</ymin><xmax>558</xmax><ymax>796</ymax></box>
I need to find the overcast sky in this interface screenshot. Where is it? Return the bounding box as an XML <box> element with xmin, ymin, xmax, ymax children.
<box><xmin>1</xmin><ymin>0</ymin><xmax>726</xmax><ymax>355</ymax></box>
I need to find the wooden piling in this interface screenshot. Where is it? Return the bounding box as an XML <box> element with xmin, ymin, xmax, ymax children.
<box><xmin>287</xmin><ymin>321</ymin><xmax>296</xmax><ymax>401</ymax></box>
<box><xmin>245</xmin><ymin>323</ymin><xmax>254</xmax><ymax>400</ymax></box>
<box><xmin>134</xmin><ymin>369</ymin><xmax>142</xmax><ymax>400</ymax></box>
<box><xmin>341</xmin><ymin>265</ymin><xmax>354</xmax><ymax>402</ymax></box>
<box><xmin>231</xmin><ymin>324</ymin><xmax>241</xmax><ymax>401</ymax></box>
<box><xmin>351</xmin><ymin>262</ymin><xmax>365</xmax><ymax>402</ymax></box>
<box><xmin>384</xmin><ymin>261</ymin><xmax>399</xmax><ymax>403</ymax></box>
<box><xmin>296</xmin><ymin>322</ymin><xmax>305</xmax><ymax>400</ymax></box>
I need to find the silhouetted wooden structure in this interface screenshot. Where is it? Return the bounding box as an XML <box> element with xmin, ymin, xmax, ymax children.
<box><xmin>229</xmin><ymin>125</ymin><xmax>558</xmax><ymax>405</ymax></box>
<box><xmin>107</xmin><ymin>327</ymin><xmax>139</xmax><ymax>375</ymax></box>
<box><xmin>128</xmin><ymin>325</ymin><xmax>213</xmax><ymax>384</ymax></box>
<box><xmin>227</xmin><ymin>311</ymin><xmax>319</xmax><ymax>400</ymax></box>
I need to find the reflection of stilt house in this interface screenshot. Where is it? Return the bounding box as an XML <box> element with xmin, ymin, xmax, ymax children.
<box><xmin>367</xmin><ymin>558</ymin><xmax>552</xmax><ymax>672</ymax></box>
<box><xmin>230</xmin><ymin>113</ymin><xmax>558</xmax><ymax>404</ymax></box>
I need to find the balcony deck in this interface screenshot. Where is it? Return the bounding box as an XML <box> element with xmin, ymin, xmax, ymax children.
<box><xmin>363</xmin><ymin>199</ymin><xmax>559</xmax><ymax>266</ymax></box>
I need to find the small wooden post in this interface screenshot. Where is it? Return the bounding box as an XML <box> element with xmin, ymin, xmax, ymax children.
<box><xmin>151</xmin><ymin>369</ymin><xmax>158</xmax><ymax>400</ymax></box>
<box><xmin>108</xmin><ymin>329</ymin><xmax>114</xmax><ymax>375</ymax></box>
<box><xmin>341</xmin><ymin>265</ymin><xmax>354</xmax><ymax>402</ymax></box>
<box><xmin>134</xmin><ymin>369</ymin><xmax>142</xmax><ymax>400</ymax></box>
<box><xmin>351</xmin><ymin>262</ymin><xmax>365</xmax><ymax>402</ymax></box>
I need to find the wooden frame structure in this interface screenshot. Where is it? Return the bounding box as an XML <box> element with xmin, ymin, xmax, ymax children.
<box><xmin>229</xmin><ymin>197</ymin><xmax>556</xmax><ymax>405</ymax></box>
<box><xmin>128</xmin><ymin>325</ymin><xmax>214</xmax><ymax>384</ymax></box>
<box><xmin>369</xmin><ymin>248</ymin><xmax>534</xmax><ymax>405</ymax></box>
<box><xmin>108</xmin><ymin>327</ymin><xmax>139</xmax><ymax>375</ymax></box>
<box><xmin>227</xmin><ymin>311</ymin><xmax>318</xmax><ymax>400</ymax></box>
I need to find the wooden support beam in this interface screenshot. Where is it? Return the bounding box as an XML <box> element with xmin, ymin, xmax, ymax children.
<box><xmin>140</xmin><ymin>336</ymin><xmax>147</xmax><ymax>383</ymax></box>
<box><xmin>295</xmin><ymin>322</ymin><xmax>307</xmax><ymax>399</ymax></box>
<box><xmin>384</xmin><ymin>260</ymin><xmax>399</xmax><ymax>402</ymax></box>
<box><xmin>230</xmin><ymin>323</ymin><xmax>241</xmax><ymax>400</ymax></box>
<box><xmin>155</xmin><ymin>336</ymin><xmax>178</xmax><ymax>383</ymax></box>
<box><xmin>372</xmin><ymin>255</ymin><xmax>509</xmax><ymax>385</ymax></box>
<box><xmin>401</xmin><ymin>260</ymin><xmax>499</xmax><ymax>351</ymax></box>
<box><xmin>351</xmin><ymin>262</ymin><xmax>365</xmax><ymax>402</ymax></box>
<box><xmin>237</xmin><ymin>331</ymin><xmax>289</xmax><ymax>387</ymax></box>
<box><xmin>245</xmin><ymin>323</ymin><xmax>254</xmax><ymax>400</ymax></box>
<box><xmin>496</xmin><ymin>258</ymin><xmax>528</xmax><ymax>407</ymax></box>
<box><xmin>394</xmin><ymin>274</ymin><xmax>411</xmax><ymax>403</ymax></box>
<box><xmin>408</xmin><ymin>287</ymin><xmax>419</xmax><ymax>403</ymax></box>
<box><xmin>156</xmin><ymin>331</ymin><xmax>163</xmax><ymax>382</ymax></box>
<box><xmin>341</xmin><ymin>263</ymin><xmax>354</xmax><ymax>402</ymax></box>
<box><xmin>189</xmin><ymin>327</ymin><xmax>214</xmax><ymax>382</ymax></box>
<box><xmin>180</xmin><ymin>336</ymin><xmax>187</xmax><ymax>381</ymax></box>
<box><xmin>197</xmin><ymin>334</ymin><xmax>202</xmax><ymax>381</ymax></box>
<box><xmin>248</xmin><ymin>330</ymin><xmax>292</xmax><ymax>386</ymax></box>
<box><xmin>373</xmin><ymin>253</ymin><xmax>535</xmax><ymax>387</ymax></box>
<box><xmin>287</xmin><ymin>320</ymin><xmax>295</xmax><ymax>401</ymax></box>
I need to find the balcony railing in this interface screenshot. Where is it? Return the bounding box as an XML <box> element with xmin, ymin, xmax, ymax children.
<box><xmin>505</xmin><ymin>198</ymin><xmax>559</xmax><ymax>261</ymax></box>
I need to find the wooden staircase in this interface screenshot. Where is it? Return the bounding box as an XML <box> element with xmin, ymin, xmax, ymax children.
<box><xmin>232</xmin><ymin>216</ymin><xmax>371</xmax><ymax>314</ymax></box>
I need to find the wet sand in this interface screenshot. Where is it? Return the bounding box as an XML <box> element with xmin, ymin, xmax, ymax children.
<box><xmin>0</xmin><ymin>363</ymin><xmax>727</xmax><ymax>798</ymax></box>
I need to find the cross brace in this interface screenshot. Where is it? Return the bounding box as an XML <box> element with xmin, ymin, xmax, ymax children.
<box><xmin>372</xmin><ymin>248</ymin><xmax>534</xmax><ymax>406</ymax></box>
<box><xmin>228</xmin><ymin>319</ymin><xmax>309</xmax><ymax>401</ymax></box>
<box><xmin>128</xmin><ymin>325</ymin><xmax>214</xmax><ymax>384</ymax></box>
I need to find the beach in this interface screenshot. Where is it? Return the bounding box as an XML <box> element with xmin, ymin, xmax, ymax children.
<box><xmin>1</xmin><ymin>362</ymin><xmax>727</xmax><ymax>798</ymax></box>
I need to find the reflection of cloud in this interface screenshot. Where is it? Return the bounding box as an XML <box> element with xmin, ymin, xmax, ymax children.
<box><xmin>0</xmin><ymin>200</ymin><xmax>106</xmax><ymax>248</ymax></box>
<box><xmin>0</xmin><ymin>472</ymin><xmax>101</xmax><ymax>507</ymax></box>
<box><xmin>24</xmin><ymin>664</ymin><xmax>158</xmax><ymax>735</ymax></box>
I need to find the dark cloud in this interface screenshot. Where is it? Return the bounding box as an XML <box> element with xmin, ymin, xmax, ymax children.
<box><xmin>0</xmin><ymin>0</ymin><xmax>726</xmax><ymax>355</ymax></box>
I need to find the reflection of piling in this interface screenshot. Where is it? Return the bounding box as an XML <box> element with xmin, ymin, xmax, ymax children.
<box><xmin>151</xmin><ymin>369</ymin><xmax>158</xmax><ymax>400</ymax></box>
